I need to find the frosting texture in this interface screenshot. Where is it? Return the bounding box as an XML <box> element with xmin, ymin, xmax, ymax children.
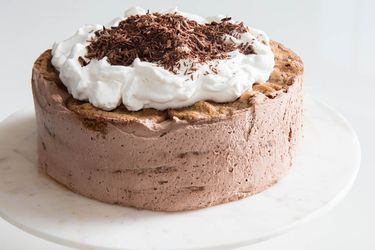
<box><xmin>51</xmin><ymin>7</ymin><xmax>274</xmax><ymax>111</ymax></box>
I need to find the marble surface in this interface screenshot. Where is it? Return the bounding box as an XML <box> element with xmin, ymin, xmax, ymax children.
<box><xmin>0</xmin><ymin>97</ymin><xmax>360</xmax><ymax>250</ymax></box>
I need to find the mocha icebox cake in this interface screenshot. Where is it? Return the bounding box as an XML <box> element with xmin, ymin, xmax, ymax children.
<box><xmin>31</xmin><ymin>7</ymin><xmax>303</xmax><ymax>211</ymax></box>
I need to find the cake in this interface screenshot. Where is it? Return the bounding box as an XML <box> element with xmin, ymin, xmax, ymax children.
<box><xmin>31</xmin><ymin>7</ymin><xmax>303</xmax><ymax>211</ymax></box>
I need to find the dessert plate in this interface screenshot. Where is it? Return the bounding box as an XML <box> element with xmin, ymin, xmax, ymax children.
<box><xmin>0</xmin><ymin>96</ymin><xmax>360</xmax><ymax>250</ymax></box>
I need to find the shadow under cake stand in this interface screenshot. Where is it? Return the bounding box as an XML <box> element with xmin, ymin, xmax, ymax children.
<box><xmin>0</xmin><ymin>96</ymin><xmax>361</xmax><ymax>250</ymax></box>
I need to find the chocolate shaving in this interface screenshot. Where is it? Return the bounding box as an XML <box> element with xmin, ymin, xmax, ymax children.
<box><xmin>221</xmin><ymin>17</ymin><xmax>232</xmax><ymax>22</ymax></box>
<box><xmin>78</xmin><ymin>56</ymin><xmax>88</xmax><ymax>66</ymax></box>
<box><xmin>239</xmin><ymin>42</ymin><xmax>255</xmax><ymax>55</ymax></box>
<box><xmin>84</xmin><ymin>12</ymin><xmax>256</xmax><ymax>73</ymax></box>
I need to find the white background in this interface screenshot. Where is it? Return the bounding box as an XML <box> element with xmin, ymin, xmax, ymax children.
<box><xmin>0</xmin><ymin>0</ymin><xmax>374</xmax><ymax>249</ymax></box>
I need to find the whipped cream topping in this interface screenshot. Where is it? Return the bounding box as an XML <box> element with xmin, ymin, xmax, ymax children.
<box><xmin>51</xmin><ymin>7</ymin><xmax>274</xmax><ymax>111</ymax></box>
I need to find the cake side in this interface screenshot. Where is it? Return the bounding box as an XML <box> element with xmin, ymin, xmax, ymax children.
<box><xmin>32</xmin><ymin>41</ymin><xmax>303</xmax><ymax>211</ymax></box>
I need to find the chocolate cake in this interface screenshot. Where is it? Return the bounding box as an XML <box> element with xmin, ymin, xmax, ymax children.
<box><xmin>31</xmin><ymin>8</ymin><xmax>303</xmax><ymax>211</ymax></box>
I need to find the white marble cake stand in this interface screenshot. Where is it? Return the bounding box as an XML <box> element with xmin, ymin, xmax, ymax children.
<box><xmin>0</xmin><ymin>97</ymin><xmax>360</xmax><ymax>250</ymax></box>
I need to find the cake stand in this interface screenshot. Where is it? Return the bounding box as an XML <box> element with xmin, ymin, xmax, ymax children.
<box><xmin>0</xmin><ymin>96</ymin><xmax>361</xmax><ymax>250</ymax></box>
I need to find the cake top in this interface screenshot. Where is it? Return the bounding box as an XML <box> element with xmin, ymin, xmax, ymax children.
<box><xmin>51</xmin><ymin>7</ymin><xmax>274</xmax><ymax>111</ymax></box>
<box><xmin>34</xmin><ymin>41</ymin><xmax>303</xmax><ymax>124</ymax></box>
